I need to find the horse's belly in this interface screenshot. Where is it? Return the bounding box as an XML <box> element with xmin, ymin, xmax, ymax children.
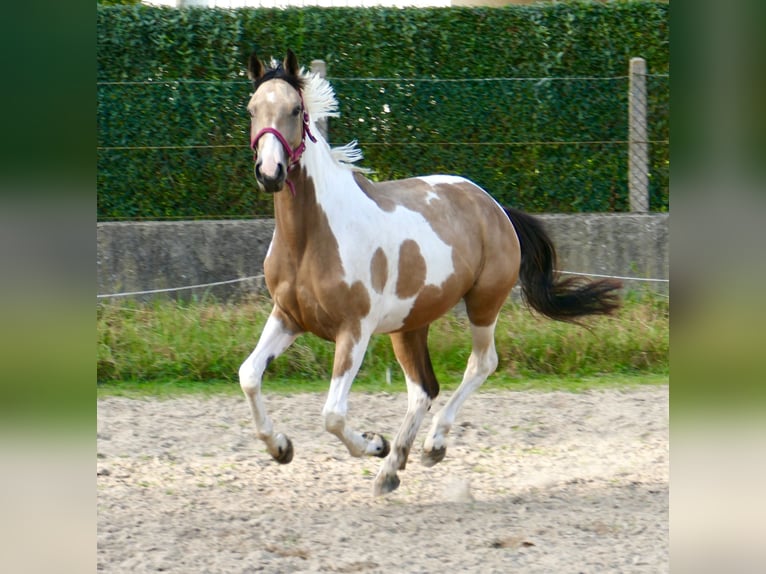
<box><xmin>372</xmin><ymin>297</ymin><xmax>418</xmax><ymax>334</ymax></box>
<box><xmin>370</xmin><ymin>288</ymin><xmax>461</xmax><ymax>334</ymax></box>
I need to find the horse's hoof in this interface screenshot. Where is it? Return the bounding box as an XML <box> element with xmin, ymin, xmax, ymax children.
<box><xmin>376</xmin><ymin>435</ymin><xmax>391</xmax><ymax>458</ymax></box>
<box><xmin>373</xmin><ymin>473</ymin><xmax>400</xmax><ymax>496</ymax></box>
<box><xmin>363</xmin><ymin>432</ymin><xmax>390</xmax><ymax>458</ymax></box>
<box><xmin>421</xmin><ymin>445</ymin><xmax>446</xmax><ymax>467</ymax></box>
<box><xmin>273</xmin><ymin>436</ymin><xmax>294</xmax><ymax>464</ymax></box>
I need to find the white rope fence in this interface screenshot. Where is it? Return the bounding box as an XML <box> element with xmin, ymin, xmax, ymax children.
<box><xmin>96</xmin><ymin>275</ymin><xmax>264</xmax><ymax>299</ymax></box>
<box><xmin>96</xmin><ymin>270</ymin><xmax>667</xmax><ymax>300</ymax></box>
<box><xmin>557</xmin><ymin>270</ymin><xmax>668</xmax><ymax>283</ymax></box>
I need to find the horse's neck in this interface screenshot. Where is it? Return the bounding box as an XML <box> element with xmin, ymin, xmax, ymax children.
<box><xmin>273</xmin><ymin>137</ymin><xmax>358</xmax><ymax>255</ymax></box>
<box><xmin>272</xmin><ymin>172</ymin><xmax>312</xmax><ymax>256</ymax></box>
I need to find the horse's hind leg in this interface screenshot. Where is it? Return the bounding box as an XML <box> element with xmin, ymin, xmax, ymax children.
<box><xmin>239</xmin><ymin>308</ymin><xmax>300</xmax><ymax>464</ymax></box>
<box><xmin>373</xmin><ymin>327</ymin><xmax>438</xmax><ymax>496</ymax></box>
<box><xmin>422</xmin><ymin>319</ymin><xmax>499</xmax><ymax>467</ymax></box>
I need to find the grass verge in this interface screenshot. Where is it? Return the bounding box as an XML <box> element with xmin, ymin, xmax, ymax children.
<box><xmin>97</xmin><ymin>372</ymin><xmax>668</xmax><ymax>400</ymax></box>
<box><xmin>98</xmin><ymin>288</ymin><xmax>668</xmax><ymax>393</ymax></box>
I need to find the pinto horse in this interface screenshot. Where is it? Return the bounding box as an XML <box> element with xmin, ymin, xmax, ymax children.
<box><xmin>238</xmin><ymin>50</ymin><xmax>621</xmax><ymax>496</ymax></box>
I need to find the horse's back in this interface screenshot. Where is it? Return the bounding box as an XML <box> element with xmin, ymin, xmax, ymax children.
<box><xmin>350</xmin><ymin>172</ymin><xmax>520</xmax><ymax>330</ymax></box>
<box><xmin>353</xmin><ymin>172</ymin><xmax>514</xmax><ymax>239</ymax></box>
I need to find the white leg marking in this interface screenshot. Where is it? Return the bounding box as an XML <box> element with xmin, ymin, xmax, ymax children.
<box><xmin>322</xmin><ymin>332</ymin><xmax>386</xmax><ymax>457</ymax></box>
<box><xmin>374</xmin><ymin>377</ymin><xmax>431</xmax><ymax>495</ymax></box>
<box><xmin>239</xmin><ymin>311</ymin><xmax>299</xmax><ymax>459</ymax></box>
<box><xmin>423</xmin><ymin>322</ymin><xmax>498</xmax><ymax>460</ymax></box>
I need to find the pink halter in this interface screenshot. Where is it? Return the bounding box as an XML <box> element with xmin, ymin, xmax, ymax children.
<box><xmin>250</xmin><ymin>93</ymin><xmax>317</xmax><ymax>196</ymax></box>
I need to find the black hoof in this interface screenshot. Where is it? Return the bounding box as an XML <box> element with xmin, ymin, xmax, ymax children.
<box><xmin>363</xmin><ymin>432</ymin><xmax>390</xmax><ymax>458</ymax></box>
<box><xmin>373</xmin><ymin>473</ymin><xmax>400</xmax><ymax>496</ymax></box>
<box><xmin>273</xmin><ymin>437</ymin><xmax>294</xmax><ymax>464</ymax></box>
<box><xmin>377</xmin><ymin>435</ymin><xmax>391</xmax><ymax>458</ymax></box>
<box><xmin>421</xmin><ymin>445</ymin><xmax>446</xmax><ymax>467</ymax></box>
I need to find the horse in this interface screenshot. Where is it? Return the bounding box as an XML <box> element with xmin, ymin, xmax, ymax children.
<box><xmin>238</xmin><ymin>50</ymin><xmax>622</xmax><ymax>496</ymax></box>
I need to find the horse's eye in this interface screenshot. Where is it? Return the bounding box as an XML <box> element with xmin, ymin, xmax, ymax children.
<box><xmin>248</xmin><ymin>108</ymin><xmax>256</xmax><ymax>118</ymax></box>
<box><xmin>292</xmin><ymin>106</ymin><xmax>301</xmax><ymax>117</ymax></box>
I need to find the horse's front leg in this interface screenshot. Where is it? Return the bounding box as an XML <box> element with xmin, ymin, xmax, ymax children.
<box><xmin>239</xmin><ymin>308</ymin><xmax>300</xmax><ymax>463</ymax></box>
<box><xmin>322</xmin><ymin>330</ymin><xmax>390</xmax><ymax>460</ymax></box>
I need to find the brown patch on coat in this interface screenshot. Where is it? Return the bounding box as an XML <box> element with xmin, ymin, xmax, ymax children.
<box><xmin>370</xmin><ymin>247</ymin><xmax>388</xmax><ymax>294</ymax></box>
<box><xmin>264</xmin><ymin>167</ymin><xmax>371</xmax><ymax>377</ymax></box>
<box><xmin>395</xmin><ymin>239</ymin><xmax>427</xmax><ymax>298</ymax></box>
<box><xmin>389</xmin><ymin>327</ymin><xmax>440</xmax><ymax>399</ymax></box>
<box><xmin>332</xmin><ymin>333</ymin><xmax>357</xmax><ymax>380</ymax></box>
<box><xmin>354</xmin><ymin>172</ymin><xmax>396</xmax><ymax>212</ymax></box>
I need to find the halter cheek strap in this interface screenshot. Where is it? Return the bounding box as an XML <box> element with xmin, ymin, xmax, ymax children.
<box><xmin>250</xmin><ymin>93</ymin><xmax>317</xmax><ymax>196</ymax></box>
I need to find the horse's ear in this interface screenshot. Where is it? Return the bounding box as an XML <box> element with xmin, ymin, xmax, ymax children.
<box><xmin>283</xmin><ymin>49</ymin><xmax>299</xmax><ymax>76</ymax></box>
<box><xmin>248</xmin><ymin>51</ymin><xmax>265</xmax><ymax>83</ymax></box>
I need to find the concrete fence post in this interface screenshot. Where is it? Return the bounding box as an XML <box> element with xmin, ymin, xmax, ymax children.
<box><xmin>310</xmin><ymin>60</ymin><xmax>328</xmax><ymax>140</ymax></box>
<box><xmin>628</xmin><ymin>57</ymin><xmax>649</xmax><ymax>213</ymax></box>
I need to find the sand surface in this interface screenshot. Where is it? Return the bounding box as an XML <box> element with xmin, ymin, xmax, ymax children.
<box><xmin>97</xmin><ymin>386</ymin><xmax>668</xmax><ymax>573</ymax></box>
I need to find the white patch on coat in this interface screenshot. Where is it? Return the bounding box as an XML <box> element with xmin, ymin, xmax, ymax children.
<box><xmin>302</xmin><ymin>141</ymin><xmax>456</xmax><ymax>333</ymax></box>
<box><xmin>417</xmin><ymin>175</ymin><xmax>472</xmax><ymax>204</ymax></box>
<box><xmin>417</xmin><ymin>174</ymin><xmax>468</xmax><ymax>186</ymax></box>
<box><xmin>306</xmin><ymin>146</ymin><xmax>457</xmax><ymax>332</ymax></box>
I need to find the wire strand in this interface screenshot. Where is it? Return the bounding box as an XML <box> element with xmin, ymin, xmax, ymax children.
<box><xmin>97</xmin><ymin>270</ymin><xmax>667</xmax><ymax>299</ymax></box>
<box><xmin>96</xmin><ymin>275</ymin><xmax>264</xmax><ymax>299</ymax></box>
<box><xmin>557</xmin><ymin>270</ymin><xmax>668</xmax><ymax>283</ymax></box>
<box><xmin>97</xmin><ymin>139</ymin><xmax>669</xmax><ymax>151</ymax></box>
<box><xmin>96</xmin><ymin>74</ymin><xmax>648</xmax><ymax>86</ymax></box>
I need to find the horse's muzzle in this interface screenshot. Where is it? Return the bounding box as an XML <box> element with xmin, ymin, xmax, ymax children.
<box><xmin>254</xmin><ymin>161</ymin><xmax>286</xmax><ymax>194</ymax></box>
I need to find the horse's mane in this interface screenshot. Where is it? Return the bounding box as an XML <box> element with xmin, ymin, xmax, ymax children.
<box><xmin>253</xmin><ymin>61</ymin><xmax>305</xmax><ymax>94</ymax></box>
<box><xmin>260</xmin><ymin>59</ymin><xmax>367</xmax><ymax>172</ymax></box>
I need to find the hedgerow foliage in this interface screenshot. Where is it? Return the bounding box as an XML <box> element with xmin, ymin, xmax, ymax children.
<box><xmin>97</xmin><ymin>2</ymin><xmax>668</xmax><ymax>219</ymax></box>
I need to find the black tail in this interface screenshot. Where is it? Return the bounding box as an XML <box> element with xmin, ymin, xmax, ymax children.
<box><xmin>504</xmin><ymin>206</ymin><xmax>622</xmax><ymax>322</ymax></box>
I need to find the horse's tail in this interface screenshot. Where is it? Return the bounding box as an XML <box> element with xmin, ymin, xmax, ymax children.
<box><xmin>504</xmin><ymin>206</ymin><xmax>622</xmax><ymax>322</ymax></box>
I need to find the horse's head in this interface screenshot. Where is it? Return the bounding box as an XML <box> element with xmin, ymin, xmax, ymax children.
<box><xmin>247</xmin><ymin>50</ymin><xmax>314</xmax><ymax>194</ymax></box>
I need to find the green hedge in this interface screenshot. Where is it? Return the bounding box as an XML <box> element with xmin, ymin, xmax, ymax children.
<box><xmin>97</xmin><ymin>2</ymin><xmax>669</xmax><ymax>219</ymax></box>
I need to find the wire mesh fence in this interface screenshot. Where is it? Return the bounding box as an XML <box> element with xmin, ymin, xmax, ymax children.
<box><xmin>97</xmin><ymin>64</ymin><xmax>668</xmax><ymax>220</ymax></box>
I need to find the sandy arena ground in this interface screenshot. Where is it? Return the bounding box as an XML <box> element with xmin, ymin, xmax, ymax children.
<box><xmin>97</xmin><ymin>386</ymin><xmax>668</xmax><ymax>573</ymax></box>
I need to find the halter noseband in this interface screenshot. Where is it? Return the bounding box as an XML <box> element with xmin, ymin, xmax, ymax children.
<box><xmin>250</xmin><ymin>92</ymin><xmax>317</xmax><ymax>196</ymax></box>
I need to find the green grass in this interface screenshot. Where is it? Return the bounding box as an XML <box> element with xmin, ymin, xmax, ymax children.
<box><xmin>97</xmin><ymin>372</ymin><xmax>667</xmax><ymax>399</ymax></box>
<box><xmin>97</xmin><ymin>289</ymin><xmax>668</xmax><ymax>396</ymax></box>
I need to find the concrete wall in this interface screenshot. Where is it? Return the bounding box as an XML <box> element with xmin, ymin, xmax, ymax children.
<box><xmin>97</xmin><ymin>214</ymin><xmax>668</xmax><ymax>302</ymax></box>
<box><xmin>97</xmin><ymin>220</ymin><xmax>274</xmax><ymax>302</ymax></box>
<box><xmin>541</xmin><ymin>214</ymin><xmax>669</xmax><ymax>292</ymax></box>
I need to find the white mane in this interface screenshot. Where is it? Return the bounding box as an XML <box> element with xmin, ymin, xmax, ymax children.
<box><xmin>300</xmin><ymin>67</ymin><xmax>369</xmax><ymax>173</ymax></box>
